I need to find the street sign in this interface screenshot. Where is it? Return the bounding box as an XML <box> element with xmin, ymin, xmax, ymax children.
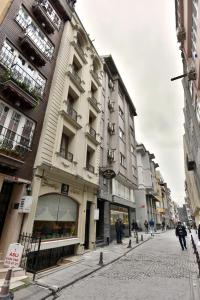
<box><xmin>102</xmin><ymin>169</ymin><xmax>116</xmax><ymax>179</ymax></box>
<box><xmin>4</xmin><ymin>243</ymin><xmax>24</xmax><ymax>268</ymax></box>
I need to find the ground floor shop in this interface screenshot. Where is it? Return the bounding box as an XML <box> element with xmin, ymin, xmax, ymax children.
<box><xmin>20</xmin><ymin>167</ymin><xmax>98</xmax><ymax>271</ymax></box>
<box><xmin>96</xmin><ymin>199</ymin><xmax>135</xmax><ymax>244</ymax></box>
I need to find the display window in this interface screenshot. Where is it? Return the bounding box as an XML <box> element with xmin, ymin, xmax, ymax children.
<box><xmin>33</xmin><ymin>193</ymin><xmax>78</xmax><ymax>240</ymax></box>
<box><xmin>110</xmin><ymin>204</ymin><xmax>129</xmax><ymax>225</ymax></box>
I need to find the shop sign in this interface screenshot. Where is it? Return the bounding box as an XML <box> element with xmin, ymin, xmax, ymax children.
<box><xmin>102</xmin><ymin>169</ymin><xmax>116</xmax><ymax>179</ymax></box>
<box><xmin>18</xmin><ymin>196</ymin><xmax>33</xmax><ymax>213</ymax></box>
<box><xmin>4</xmin><ymin>243</ymin><xmax>24</xmax><ymax>268</ymax></box>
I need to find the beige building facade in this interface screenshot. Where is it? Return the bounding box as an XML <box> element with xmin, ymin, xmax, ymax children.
<box><xmin>22</xmin><ymin>12</ymin><xmax>102</xmax><ymax>270</ymax></box>
<box><xmin>175</xmin><ymin>0</ymin><xmax>200</xmax><ymax>224</ymax></box>
<box><xmin>0</xmin><ymin>0</ymin><xmax>12</xmax><ymax>24</ymax></box>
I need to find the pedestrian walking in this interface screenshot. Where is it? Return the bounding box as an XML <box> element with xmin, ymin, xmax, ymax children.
<box><xmin>175</xmin><ymin>221</ymin><xmax>187</xmax><ymax>251</ymax></box>
<box><xmin>144</xmin><ymin>220</ymin><xmax>149</xmax><ymax>233</ymax></box>
<box><xmin>115</xmin><ymin>218</ymin><xmax>124</xmax><ymax>244</ymax></box>
<box><xmin>162</xmin><ymin>220</ymin><xmax>165</xmax><ymax>231</ymax></box>
<box><xmin>132</xmin><ymin>220</ymin><xmax>139</xmax><ymax>233</ymax></box>
<box><xmin>149</xmin><ymin>219</ymin><xmax>155</xmax><ymax>236</ymax></box>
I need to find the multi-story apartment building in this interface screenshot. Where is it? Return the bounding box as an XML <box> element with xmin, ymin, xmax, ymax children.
<box><xmin>0</xmin><ymin>0</ymin><xmax>75</xmax><ymax>256</ymax></box>
<box><xmin>97</xmin><ymin>55</ymin><xmax>137</xmax><ymax>243</ymax></box>
<box><xmin>175</xmin><ymin>0</ymin><xmax>200</xmax><ymax>224</ymax></box>
<box><xmin>21</xmin><ymin>11</ymin><xmax>102</xmax><ymax>270</ymax></box>
<box><xmin>134</xmin><ymin>144</ymin><xmax>159</xmax><ymax>230</ymax></box>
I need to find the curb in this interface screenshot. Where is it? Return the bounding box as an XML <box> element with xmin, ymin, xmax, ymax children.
<box><xmin>40</xmin><ymin>237</ymin><xmax>151</xmax><ymax>298</ymax></box>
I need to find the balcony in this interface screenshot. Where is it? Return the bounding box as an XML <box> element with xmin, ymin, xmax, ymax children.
<box><xmin>90</xmin><ymin>70</ymin><xmax>101</xmax><ymax>87</ymax></box>
<box><xmin>0</xmin><ymin>62</ymin><xmax>43</xmax><ymax>109</ymax></box>
<box><xmin>53</xmin><ymin>0</ymin><xmax>76</xmax><ymax>21</ymax></box>
<box><xmin>67</xmin><ymin>65</ymin><xmax>85</xmax><ymax>93</ymax></box>
<box><xmin>60</xmin><ymin>150</ymin><xmax>73</xmax><ymax>162</ymax></box>
<box><xmin>19</xmin><ymin>36</ymin><xmax>47</xmax><ymax>67</ymax></box>
<box><xmin>71</xmin><ymin>41</ymin><xmax>87</xmax><ymax>64</ymax></box>
<box><xmin>0</xmin><ymin>125</ymin><xmax>31</xmax><ymax>167</ymax></box>
<box><xmin>32</xmin><ymin>3</ymin><xmax>55</xmax><ymax>34</ymax></box>
<box><xmin>0</xmin><ymin>57</ymin><xmax>43</xmax><ymax>108</ymax></box>
<box><xmin>86</xmin><ymin>163</ymin><xmax>95</xmax><ymax>174</ymax></box>
<box><xmin>88</xmin><ymin>95</ymin><xmax>101</xmax><ymax>113</ymax></box>
<box><xmin>60</xmin><ymin>105</ymin><xmax>82</xmax><ymax>130</ymax></box>
<box><xmin>85</xmin><ymin>126</ymin><xmax>100</xmax><ymax>146</ymax></box>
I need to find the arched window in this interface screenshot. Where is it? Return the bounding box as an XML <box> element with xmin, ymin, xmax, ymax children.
<box><xmin>33</xmin><ymin>194</ymin><xmax>78</xmax><ymax>240</ymax></box>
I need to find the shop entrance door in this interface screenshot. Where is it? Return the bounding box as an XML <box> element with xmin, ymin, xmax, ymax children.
<box><xmin>0</xmin><ymin>182</ymin><xmax>13</xmax><ymax>239</ymax></box>
<box><xmin>84</xmin><ymin>202</ymin><xmax>91</xmax><ymax>249</ymax></box>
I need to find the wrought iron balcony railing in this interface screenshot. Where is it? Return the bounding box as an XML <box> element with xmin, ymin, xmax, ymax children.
<box><xmin>0</xmin><ymin>45</ymin><xmax>44</xmax><ymax>101</ymax></box>
<box><xmin>16</xmin><ymin>7</ymin><xmax>54</xmax><ymax>60</ymax></box>
<box><xmin>66</xmin><ymin>104</ymin><xmax>78</xmax><ymax>122</ymax></box>
<box><xmin>89</xmin><ymin>126</ymin><xmax>97</xmax><ymax>139</ymax></box>
<box><xmin>86</xmin><ymin>163</ymin><xmax>95</xmax><ymax>174</ymax></box>
<box><xmin>60</xmin><ymin>150</ymin><xmax>73</xmax><ymax>162</ymax></box>
<box><xmin>0</xmin><ymin>125</ymin><xmax>31</xmax><ymax>159</ymax></box>
<box><xmin>35</xmin><ymin>0</ymin><xmax>61</xmax><ymax>30</ymax></box>
<box><xmin>71</xmin><ymin>68</ymin><xmax>82</xmax><ymax>85</ymax></box>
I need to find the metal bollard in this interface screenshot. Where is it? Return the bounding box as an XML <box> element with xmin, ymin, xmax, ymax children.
<box><xmin>127</xmin><ymin>239</ymin><xmax>132</xmax><ymax>248</ymax></box>
<box><xmin>98</xmin><ymin>252</ymin><xmax>104</xmax><ymax>266</ymax></box>
<box><xmin>141</xmin><ymin>234</ymin><xmax>143</xmax><ymax>242</ymax></box>
<box><xmin>0</xmin><ymin>268</ymin><xmax>14</xmax><ymax>300</ymax></box>
<box><xmin>106</xmin><ymin>237</ymin><xmax>110</xmax><ymax>246</ymax></box>
<box><xmin>136</xmin><ymin>234</ymin><xmax>139</xmax><ymax>244</ymax></box>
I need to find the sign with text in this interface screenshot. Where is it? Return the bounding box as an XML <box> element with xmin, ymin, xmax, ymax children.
<box><xmin>18</xmin><ymin>196</ymin><xmax>33</xmax><ymax>213</ymax></box>
<box><xmin>4</xmin><ymin>243</ymin><xmax>24</xmax><ymax>268</ymax></box>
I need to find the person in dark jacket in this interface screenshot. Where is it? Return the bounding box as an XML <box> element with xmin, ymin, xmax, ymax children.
<box><xmin>175</xmin><ymin>221</ymin><xmax>187</xmax><ymax>250</ymax></box>
<box><xmin>115</xmin><ymin>218</ymin><xmax>124</xmax><ymax>244</ymax></box>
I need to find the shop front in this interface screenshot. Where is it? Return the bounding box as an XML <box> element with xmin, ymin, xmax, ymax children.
<box><xmin>110</xmin><ymin>204</ymin><xmax>130</xmax><ymax>241</ymax></box>
<box><xmin>31</xmin><ymin>193</ymin><xmax>79</xmax><ymax>270</ymax></box>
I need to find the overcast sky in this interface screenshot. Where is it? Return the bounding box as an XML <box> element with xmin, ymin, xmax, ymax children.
<box><xmin>76</xmin><ymin>0</ymin><xmax>185</xmax><ymax>205</ymax></box>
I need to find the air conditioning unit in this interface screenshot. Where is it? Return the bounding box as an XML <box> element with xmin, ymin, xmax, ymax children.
<box><xmin>107</xmin><ymin>149</ymin><xmax>114</xmax><ymax>161</ymax></box>
<box><xmin>177</xmin><ymin>27</ymin><xmax>186</xmax><ymax>43</ymax></box>
<box><xmin>108</xmin><ymin>100</ymin><xmax>114</xmax><ymax>111</ymax></box>
<box><xmin>188</xmin><ymin>67</ymin><xmax>197</xmax><ymax>81</ymax></box>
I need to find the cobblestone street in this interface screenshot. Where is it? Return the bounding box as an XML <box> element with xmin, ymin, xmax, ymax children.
<box><xmin>57</xmin><ymin>231</ymin><xmax>200</xmax><ymax>300</ymax></box>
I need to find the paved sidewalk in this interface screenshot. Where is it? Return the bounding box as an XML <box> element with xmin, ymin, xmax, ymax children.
<box><xmin>57</xmin><ymin>230</ymin><xmax>200</xmax><ymax>300</ymax></box>
<box><xmin>14</xmin><ymin>232</ymin><xmax>151</xmax><ymax>300</ymax></box>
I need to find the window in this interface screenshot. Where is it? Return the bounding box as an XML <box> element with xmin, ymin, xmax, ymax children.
<box><xmin>119</xmin><ymin>127</ymin><xmax>124</xmax><ymax>141</ymax></box>
<box><xmin>119</xmin><ymin>106</ymin><xmax>124</xmax><ymax>120</ymax></box>
<box><xmin>120</xmin><ymin>153</ymin><xmax>126</xmax><ymax>167</ymax></box>
<box><xmin>0</xmin><ymin>100</ymin><xmax>35</xmax><ymax>152</ymax></box>
<box><xmin>33</xmin><ymin>194</ymin><xmax>78</xmax><ymax>240</ymax></box>
<box><xmin>16</xmin><ymin>6</ymin><xmax>54</xmax><ymax>59</ymax></box>
<box><xmin>60</xmin><ymin>133</ymin><xmax>73</xmax><ymax>162</ymax></box>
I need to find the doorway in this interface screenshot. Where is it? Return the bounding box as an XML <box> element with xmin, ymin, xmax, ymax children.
<box><xmin>0</xmin><ymin>181</ymin><xmax>13</xmax><ymax>239</ymax></box>
<box><xmin>84</xmin><ymin>202</ymin><xmax>91</xmax><ymax>249</ymax></box>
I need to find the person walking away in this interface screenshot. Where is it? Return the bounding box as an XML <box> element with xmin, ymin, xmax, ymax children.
<box><xmin>149</xmin><ymin>219</ymin><xmax>155</xmax><ymax>236</ymax></box>
<box><xmin>175</xmin><ymin>221</ymin><xmax>187</xmax><ymax>250</ymax></box>
<box><xmin>144</xmin><ymin>220</ymin><xmax>148</xmax><ymax>233</ymax></box>
<box><xmin>115</xmin><ymin>218</ymin><xmax>124</xmax><ymax>244</ymax></box>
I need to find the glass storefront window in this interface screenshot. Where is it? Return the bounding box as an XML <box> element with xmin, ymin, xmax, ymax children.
<box><xmin>33</xmin><ymin>194</ymin><xmax>78</xmax><ymax>240</ymax></box>
<box><xmin>110</xmin><ymin>204</ymin><xmax>129</xmax><ymax>225</ymax></box>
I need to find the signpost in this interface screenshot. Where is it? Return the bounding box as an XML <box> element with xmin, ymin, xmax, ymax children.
<box><xmin>4</xmin><ymin>243</ymin><xmax>24</xmax><ymax>268</ymax></box>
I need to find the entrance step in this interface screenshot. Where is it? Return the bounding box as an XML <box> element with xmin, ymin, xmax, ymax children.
<box><xmin>0</xmin><ymin>267</ymin><xmax>25</xmax><ymax>279</ymax></box>
<box><xmin>0</xmin><ymin>275</ymin><xmax>28</xmax><ymax>290</ymax></box>
<box><xmin>96</xmin><ymin>238</ymin><xmax>106</xmax><ymax>248</ymax></box>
